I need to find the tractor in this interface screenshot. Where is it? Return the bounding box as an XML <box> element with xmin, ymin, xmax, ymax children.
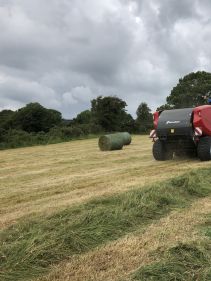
<box><xmin>150</xmin><ymin>105</ymin><xmax>211</xmax><ymax>161</ymax></box>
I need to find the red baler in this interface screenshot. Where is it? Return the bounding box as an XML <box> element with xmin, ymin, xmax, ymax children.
<box><xmin>150</xmin><ymin>105</ymin><xmax>211</xmax><ymax>161</ymax></box>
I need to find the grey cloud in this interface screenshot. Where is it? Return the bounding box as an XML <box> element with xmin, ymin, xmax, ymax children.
<box><xmin>0</xmin><ymin>0</ymin><xmax>211</xmax><ymax>118</ymax></box>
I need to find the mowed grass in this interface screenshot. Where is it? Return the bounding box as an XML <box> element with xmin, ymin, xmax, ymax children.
<box><xmin>0</xmin><ymin>135</ymin><xmax>211</xmax><ymax>229</ymax></box>
<box><xmin>47</xmin><ymin>198</ymin><xmax>211</xmax><ymax>281</ymax></box>
<box><xmin>130</xmin><ymin>217</ymin><xmax>211</xmax><ymax>281</ymax></box>
<box><xmin>1</xmin><ymin>136</ymin><xmax>211</xmax><ymax>281</ymax></box>
<box><xmin>1</xmin><ymin>169</ymin><xmax>211</xmax><ymax>281</ymax></box>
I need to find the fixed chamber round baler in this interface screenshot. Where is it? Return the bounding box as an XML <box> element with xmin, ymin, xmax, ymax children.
<box><xmin>150</xmin><ymin>105</ymin><xmax>211</xmax><ymax>161</ymax></box>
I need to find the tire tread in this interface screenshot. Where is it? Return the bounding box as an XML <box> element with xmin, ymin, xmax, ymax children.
<box><xmin>197</xmin><ymin>137</ymin><xmax>211</xmax><ymax>161</ymax></box>
<box><xmin>153</xmin><ymin>139</ymin><xmax>173</xmax><ymax>161</ymax></box>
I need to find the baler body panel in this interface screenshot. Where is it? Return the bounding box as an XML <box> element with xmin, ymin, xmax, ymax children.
<box><xmin>156</xmin><ymin>108</ymin><xmax>193</xmax><ymax>138</ymax></box>
<box><xmin>193</xmin><ymin>105</ymin><xmax>211</xmax><ymax>136</ymax></box>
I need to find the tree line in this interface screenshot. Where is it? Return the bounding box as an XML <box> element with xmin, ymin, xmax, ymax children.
<box><xmin>0</xmin><ymin>71</ymin><xmax>211</xmax><ymax>149</ymax></box>
<box><xmin>0</xmin><ymin>97</ymin><xmax>153</xmax><ymax>149</ymax></box>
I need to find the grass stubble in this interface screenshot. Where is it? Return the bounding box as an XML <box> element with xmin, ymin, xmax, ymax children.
<box><xmin>39</xmin><ymin>197</ymin><xmax>211</xmax><ymax>281</ymax></box>
<box><xmin>130</xmin><ymin>214</ymin><xmax>211</xmax><ymax>281</ymax></box>
<box><xmin>1</xmin><ymin>169</ymin><xmax>211</xmax><ymax>281</ymax></box>
<box><xmin>37</xmin><ymin>171</ymin><xmax>211</xmax><ymax>281</ymax></box>
<box><xmin>1</xmin><ymin>136</ymin><xmax>211</xmax><ymax>281</ymax></box>
<box><xmin>0</xmin><ymin>136</ymin><xmax>210</xmax><ymax>229</ymax></box>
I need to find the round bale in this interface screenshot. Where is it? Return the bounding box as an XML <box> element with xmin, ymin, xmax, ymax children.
<box><xmin>98</xmin><ymin>134</ymin><xmax>124</xmax><ymax>151</ymax></box>
<box><xmin>116</xmin><ymin>132</ymin><xmax>132</xmax><ymax>145</ymax></box>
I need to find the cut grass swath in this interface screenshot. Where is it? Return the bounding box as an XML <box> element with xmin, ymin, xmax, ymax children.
<box><xmin>131</xmin><ymin>217</ymin><xmax>211</xmax><ymax>281</ymax></box>
<box><xmin>0</xmin><ymin>169</ymin><xmax>211</xmax><ymax>281</ymax></box>
<box><xmin>131</xmin><ymin>243</ymin><xmax>211</xmax><ymax>281</ymax></box>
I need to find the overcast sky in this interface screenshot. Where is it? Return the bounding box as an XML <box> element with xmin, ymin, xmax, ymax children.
<box><xmin>0</xmin><ymin>0</ymin><xmax>211</xmax><ymax>118</ymax></box>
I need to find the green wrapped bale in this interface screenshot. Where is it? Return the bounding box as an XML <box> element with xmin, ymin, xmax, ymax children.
<box><xmin>116</xmin><ymin>132</ymin><xmax>132</xmax><ymax>145</ymax></box>
<box><xmin>98</xmin><ymin>134</ymin><xmax>124</xmax><ymax>151</ymax></box>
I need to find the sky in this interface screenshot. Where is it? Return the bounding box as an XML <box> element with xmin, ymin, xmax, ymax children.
<box><xmin>0</xmin><ymin>0</ymin><xmax>211</xmax><ymax>118</ymax></box>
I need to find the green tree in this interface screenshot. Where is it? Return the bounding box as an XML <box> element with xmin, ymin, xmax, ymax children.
<box><xmin>136</xmin><ymin>102</ymin><xmax>153</xmax><ymax>132</ymax></box>
<box><xmin>156</xmin><ymin>104</ymin><xmax>173</xmax><ymax>111</ymax></box>
<box><xmin>120</xmin><ymin>112</ymin><xmax>136</xmax><ymax>133</ymax></box>
<box><xmin>11</xmin><ymin>103</ymin><xmax>62</xmax><ymax>132</ymax></box>
<box><xmin>167</xmin><ymin>71</ymin><xmax>211</xmax><ymax>108</ymax></box>
<box><xmin>91</xmin><ymin>96</ymin><xmax>127</xmax><ymax>131</ymax></box>
<box><xmin>0</xmin><ymin>110</ymin><xmax>15</xmax><ymax>129</ymax></box>
<box><xmin>74</xmin><ymin>110</ymin><xmax>92</xmax><ymax>124</ymax></box>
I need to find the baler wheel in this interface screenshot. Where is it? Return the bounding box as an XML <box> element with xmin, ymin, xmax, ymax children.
<box><xmin>197</xmin><ymin>137</ymin><xmax>211</xmax><ymax>161</ymax></box>
<box><xmin>152</xmin><ymin>139</ymin><xmax>173</xmax><ymax>161</ymax></box>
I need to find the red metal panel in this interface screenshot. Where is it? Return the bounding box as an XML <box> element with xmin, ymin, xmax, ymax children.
<box><xmin>193</xmin><ymin>105</ymin><xmax>211</xmax><ymax>136</ymax></box>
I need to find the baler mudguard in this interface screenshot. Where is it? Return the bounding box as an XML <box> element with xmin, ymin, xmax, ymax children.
<box><xmin>193</xmin><ymin>105</ymin><xmax>211</xmax><ymax>136</ymax></box>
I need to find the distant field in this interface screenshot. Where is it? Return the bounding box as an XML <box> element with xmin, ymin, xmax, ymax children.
<box><xmin>1</xmin><ymin>136</ymin><xmax>211</xmax><ymax>281</ymax></box>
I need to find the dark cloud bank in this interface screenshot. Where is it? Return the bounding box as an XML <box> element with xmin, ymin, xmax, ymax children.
<box><xmin>0</xmin><ymin>0</ymin><xmax>211</xmax><ymax>118</ymax></box>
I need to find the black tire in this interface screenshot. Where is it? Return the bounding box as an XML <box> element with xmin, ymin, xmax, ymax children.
<box><xmin>153</xmin><ymin>139</ymin><xmax>173</xmax><ymax>161</ymax></box>
<box><xmin>197</xmin><ymin>137</ymin><xmax>211</xmax><ymax>161</ymax></box>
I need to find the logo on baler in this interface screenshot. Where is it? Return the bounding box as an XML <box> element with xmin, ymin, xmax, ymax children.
<box><xmin>166</xmin><ymin>121</ymin><xmax>180</xmax><ymax>124</ymax></box>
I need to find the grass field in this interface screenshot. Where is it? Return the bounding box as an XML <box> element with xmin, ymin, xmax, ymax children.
<box><xmin>1</xmin><ymin>135</ymin><xmax>211</xmax><ymax>281</ymax></box>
